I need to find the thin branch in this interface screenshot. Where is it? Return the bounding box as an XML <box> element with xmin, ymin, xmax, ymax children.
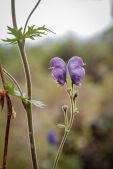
<box><xmin>11</xmin><ymin>0</ymin><xmax>17</xmax><ymax>29</ymax></box>
<box><xmin>23</xmin><ymin>0</ymin><xmax>42</xmax><ymax>34</ymax></box>
<box><xmin>0</xmin><ymin>61</ymin><xmax>12</xmax><ymax>169</ymax></box>
<box><xmin>3</xmin><ymin>68</ymin><xmax>23</xmax><ymax>97</ymax></box>
<box><xmin>2</xmin><ymin>95</ymin><xmax>12</xmax><ymax>169</ymax></box>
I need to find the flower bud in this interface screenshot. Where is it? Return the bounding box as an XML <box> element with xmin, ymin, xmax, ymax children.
<box><xmin>73</xmin><ymin>91</ymin><xmax>78</xmax><ymax>101</ymax></box>
<box><xmin>62</xmin><ymin>105</ymin><xmax>68</xmax><ymax>112</ymax></box>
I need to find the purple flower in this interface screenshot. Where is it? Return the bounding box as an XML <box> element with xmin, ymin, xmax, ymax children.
<box><xmin>50</xmin><ymin>56</ymin><xmax>85</xmax><ymax>86</ymax></box>
<box><xmin>47</xmin><ymin>130</ymin><xmax>56</xmax><ymax>145</ymax></box>
<box><xmin>50</xmin><ymin>57</ymin><xmax>66</xmax><ymax>85</ymax></box>
<box><xmin>50</xmin><ymin>57</ymin><xmax>66</xmax><ymax>70</ymax></box>
<box><xmin>68</xmin><ymin>56</ymin><xmax>85</xmax><ymax>86</ymax></box>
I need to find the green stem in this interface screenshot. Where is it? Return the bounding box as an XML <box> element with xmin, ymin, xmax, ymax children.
<box><xmin>53</xmin><ymin>115</ymin><xmax>74</xmax><ymax>169</ymax></box>
<box><xmin>53</xmin><ymin>84</ymin><xmax>75</xmax><ymax>169</ymax></box>
<box><xmin>18</xmin><ymin>43</ymin><xmax>39</xmax><ymax>169</ymax></box>
<box><xmin>11</xmin><ymin>1</ymin><xmax>39</xmax><ymax>169</ymax></box>
<box><xmin>23</xmin><ymin>0</ymin><xmax>42</xmax><ymax>34</ymax></box>
<box><xmin>18</xmin><ymin>43</ymin><xmax>32</xmax><ymax>98</ymax></box>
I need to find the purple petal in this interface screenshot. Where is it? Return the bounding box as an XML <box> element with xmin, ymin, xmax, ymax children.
<box><xmin>68</xmin><ymin>56</ymin><xmax>85</xmax><ymax>70</ymax></box>
<box><xmin>68</xmin><ymin>56</ymin><xmax>85</xmax><ymax>86</ymax></box>
<box><xmin>51</xmin><ymin>68</ymin><xmax>66</xmax><ymax>85</ymax></box>
<box><xmin>69</xmin><ymin>66</ymin><xmax>85</xmax><ymax>86</ymax></box>
<box><xmin>50</xmin><ymin>57</ymin><xmax>66</xmax><ymax>70</ymax></box>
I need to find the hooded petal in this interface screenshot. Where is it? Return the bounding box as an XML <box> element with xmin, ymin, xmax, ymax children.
<box><xmin>50</xmin><ymin>57</ymin><xmax>66</xmax><ymax>70</ymax></box>
<box><xmin>68</xmin><ymin>56</ymin><xmax>85</xmax><ymax>71</ymax></box>
<box><xmin>51</xmin><ymin>68</ymin><xmax>66</xmax><ymax>85</ymax></box>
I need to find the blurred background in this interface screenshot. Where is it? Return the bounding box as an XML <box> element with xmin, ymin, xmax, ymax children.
<box><xmin>0</xmin><ymin>0</ymin><xmax>113</xmax><ymax>169</ymax></box>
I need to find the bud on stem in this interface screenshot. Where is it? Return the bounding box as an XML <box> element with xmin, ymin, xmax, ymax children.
<box><xmin>62</xmin><ymin>105</ymin><xmax>68</xmax><ymax>127</ymax></box>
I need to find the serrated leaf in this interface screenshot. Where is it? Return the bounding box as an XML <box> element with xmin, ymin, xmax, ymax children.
<box><xmin>24</xmin><ymin>25</ymin><xmax>55</xmax><ymax>40</ymax></box>
<box><xmin>57</xmin><ymin>124</ymin><xmax>66</xmax><ymax>128</ymax></box>
<box><xmin>3</xmin><ymin>26</ymin><xmax>25</xmax><ymax>44</ymax></box>
<box><xmin>3</xmin><ymin>38</ymin><xmax>18</xmax><ymax>44</ymax></box>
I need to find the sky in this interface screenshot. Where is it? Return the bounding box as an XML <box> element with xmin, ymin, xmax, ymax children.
<box><xmin>0</xmin><ymin>0</ymin><xmax>112</xmax><ymax>41</ymax></box>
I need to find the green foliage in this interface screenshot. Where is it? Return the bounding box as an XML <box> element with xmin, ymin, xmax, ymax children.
<box><xmin>5</xmin><ymin>83</ymin><xmax>45</xmax><ymax>108</ymax></box>
<box><xmin>3</xmin><ymin>25</ymin><xmax>54</xmax><ymax>44</ymax></box>
<box><xmin>57</xmin><ymin>124</ymin><xmax>66</xmax><ymax>128</ymax></box>
<box><xmin>25</xmin><ymin>25</ymin><xmax>55</xmax><ymax>40</ymax></box>
<box><xmin>57</xmin><ymin>124</ymin><xmax>69</xmax><ymax>132</ymax></box>
<box><xmin>3</xmin><ymin>27</ymin><xmax>24</xmax><ymax>44</ymax></box>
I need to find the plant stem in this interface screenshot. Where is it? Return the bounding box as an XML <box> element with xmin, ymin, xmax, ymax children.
<box><xmin>2</xmin><ymin>95</ymin><xmax>12</xmax><ymax>169</ymax></box>
<box><xmin>0</xmin><ymin>62</ymin><xmax>12</xmax><ymax>169</ymax></box>
<box><xmin>11</xmin><ymin>0</ymin><xmax>17</xmax><ymax>29</ymax></box>
<box><xmin>53</xmin><ymin>85</ymin><xmax>75</xmax><ymax>169</ymax></box>
<box><xmin>23</xmin><ymin>0</ymin><xmax>42</xmax><ymax>34</ymax></box>
<box><xmin>53</xmin><ymin>116</ymin><xmax>74</xmax><ymax>169</ymax></box>
<box><xmin>18</xmin><ymin>43</ymin><xmax>32</xmax><ymax>98</ymax></box>
<box><xmin>11</xmin><ymin>1</ymin><xmax>39</xmax><ymax>169</ymax></box>
<box><xmin>18</xmin><ymin>43</ymin><xmax>39</xmax><ymax>169</ymax></box>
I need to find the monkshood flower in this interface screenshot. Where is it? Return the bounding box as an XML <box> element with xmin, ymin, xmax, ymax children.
<box><xmin>68</xmin><ymin>56</ymin><xmax>85</xmax><ymax>86</ymax></box>
<box><xmin>50</xmin><ymin>57</ymin><xmax>66</xmax><ymax>85</ymax></box>
<box><xmin>47</xmin><ymin>130</ymin><xmax>56</xmax><ymax>145</ymax></box>
<box><xmin>50</xmin><ymin>56</ymin><xmax>85</xmax><ymax>86</ymax></box>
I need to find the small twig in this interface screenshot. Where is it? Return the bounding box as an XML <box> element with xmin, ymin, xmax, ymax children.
<box><xmin>0</xmin><ymin>61</ymin><xmax>12</xmax><ymax>169</ymax></box>
<box><xmin>23</xmin><ymin>0</ymin><xmax>42</xmax><ymax>34</ymax></box>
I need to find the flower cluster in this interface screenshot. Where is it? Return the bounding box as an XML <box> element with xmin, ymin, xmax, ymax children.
<box><xmin>50</xmin><ymin>56</ymin><xmax>85</xmax><ymax>86</ymax></box>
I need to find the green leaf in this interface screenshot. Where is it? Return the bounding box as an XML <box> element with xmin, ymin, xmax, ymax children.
<box><xmin>57</xmin><ymin>124</ymin><xmax>70</xmax><ymax>133</ymax></box>
<box><xmin>5</xmin><ymin>83</ymin><xmax>15</xmax><ymax>95</ymax></box>
<box><xmin>5</xmin><ymin>83</ymin><xmax>45</xmax><ymax>108</ymax></box>
<box><xmin>24</xmin><ymin>25</ymin><xmax>55</xmax><ymax>40</ymax></box>
<box><xmin>57</xmin><ymin>124</ymin><xmax>66</xmax><ymax>128</ymax></box>
<box><xmin>3</xmin><ymin>38</ymin><xmax>18</xmax><ymax>44</ymax></box>
<box><xmin>5</xmin><ymin>83</ymin><xmax>26</xmax><ymax>100</ymax></box>
<box><xmin>3</xmin><ymin>25</ymin><xmax>55</xmax><ymax>44</ymax></box>
<box><xmin>3</xmin><ymin>26</ymin><xmax>25</xmax><ymax>44</ymax></box>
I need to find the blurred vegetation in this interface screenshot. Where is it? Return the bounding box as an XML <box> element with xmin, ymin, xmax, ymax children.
<box><xmin>0</xmin><ymin>28</ymin><xmax>113</xmax><ymax>169</ymax></box>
